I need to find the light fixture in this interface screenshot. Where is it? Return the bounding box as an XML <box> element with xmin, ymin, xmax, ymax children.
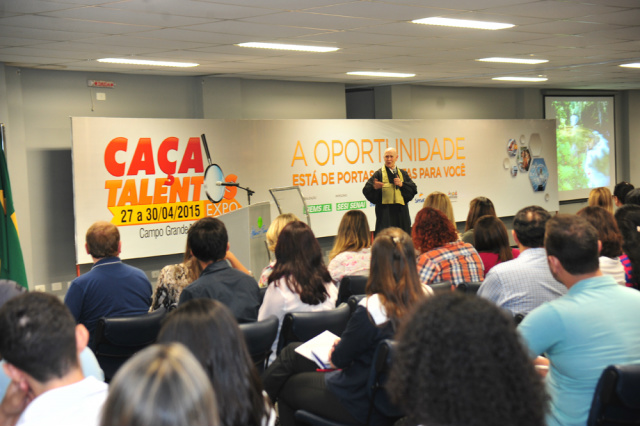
<box><xmin>97</xmin><ymin>58</ymin><xmax>199</xmax><ymax>68</ymax></box>
<box><xmin>347</xmin><ymin>71</ymin><xmax>415</xmax><ymax>78</ymax></box>
<box><xmin>492</xmin><ymin>76</ymin><xmax>548</xmax><ymax>82</ymax></box>
<box><xmin>619</xmin><ymin>63</ymin><xmax>640</xmax><ymax>68</ymax></box>
<box><xmin>412</xmin><ymin>17</ymin><xmax>514</xmax><ymax>30</ymax></box>
<box><xmin>478</xmin><ymin>57</ymin><xmax>548</xmax><ymax>64</ymax></box>
<box><xmin>236</xmin><ymin>42</ymin><xmax>339</xmax><ymax>52</ymax></box>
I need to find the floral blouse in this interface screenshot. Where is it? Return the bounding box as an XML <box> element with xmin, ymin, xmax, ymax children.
<box><xmin>150</xmin><ymin>263</ymin><xmax>193</xmax><ymax>311</ymax></box>
<box><xmin>328</xmin><ymin>247</ymin><xmax>371</xmax><ymax>284</ymax></box>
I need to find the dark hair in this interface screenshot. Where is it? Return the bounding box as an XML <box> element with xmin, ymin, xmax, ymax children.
<box><xmin>576</xmin><ymin>206</ymin><xmax>623</xmax><ymax>259</ymax></box>
<box><xmin>188</xmin><ymin>217</ymin><xmax>228</xmax><ymax>262</ymax></box>
<box><xmin>388</xmin><ymin>292</ymin><xmax>548</xmax><ymax>426</ymax></box>
<box><xmin>329</xmin><ymin>210</ymin><xmax>371</xmax><ymax>261</ymax></box>
<box><xmin>615</xmin><ymin>204</ymin><xmax>640</xmax><ymax>287</ymax></box>
<box><xmin>545</xmin><ymin>215</ymin><xmax>599</xmax><ymax>275</ymax></box>
<box><xmin>625</xmin><ymin>188</ymin><xmax>640</xmax><ymax>206</ymax></box>
<box><xmin>513</xmin><ymin>206</ymin><xmax>551</xmax><ymax>248</ymax></box>
<box><xmin>158</xmin><ymin>299</ymin><xmax>268</xmax><ymax>426</ymax></box>
<box><xmin>86</xmin><ymin>221</ymin><xmax>120</xmax><ymax>258</ymax></box>
<box><xmin>367</xmin><ymin>227</ymin><xmax>426</xmax><ymax>326</ymax></box>
<box><xmin>613</xmin><ymin>182</ymin><xmax>634</xmax><ymax>205</ymax></box>
<box><xmin>0</xmin><ymin>292</ymin><xmax>78</xmax><ymax>382</ymax></box>
<box><xmin>474</xmin><ymin>215</ymin><xmax>514</xmax><ymax>263</ymax></box>
<box><xmin>464</xmin><ymin>197</ymin><xmax>496</xmax><ymax>232</ymax></box>
<box><xmin>412</xmin><ymin>207</ymin><xmax>458</xmax><ymax>253</ymax></box>
<box><xmin>269</xmin><ymin>221</ymin><xmax>331</xmax><ymax>305</ymax></box>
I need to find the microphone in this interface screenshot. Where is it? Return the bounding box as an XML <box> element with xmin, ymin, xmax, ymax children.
<box><xmin>216</xmin><ymin>181</ymin><xmax>240</xmax><ymax>187</ymax></box>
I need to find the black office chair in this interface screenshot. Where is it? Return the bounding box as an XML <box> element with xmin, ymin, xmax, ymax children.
<box><xmin>513</xmin><ymin>313</ymin><xmax>526</xmax><ymax>325</ymax></box>
<box><xmin>295</xmin><ymin>339</ymin><xmax>403</xmax><ymax>426</ymax></box>
<box><xmin>336</xmin><ymin>275</ymin><xmax>369</xmax><ymax>306</ymax></box>
<box><xmin>93</xmin><ymin>307</ymin><xmax>167</xmax><ymax>382</ymax></box>
<box><xmin>239</xmin><ymin>315</ymin><xmax>279</xmax><ymax>373</ymax></box>
<box><xmin>429</xmin><ymin>281</ymin><xmax>453</xmax><ymax>294</ymax></box>
<box><xmin>587</xmin><ymin>364</ymin><xmax>640</xmax><ymax>426</ymax></box>
<box><xmin>259</xmin><ymin>286</ymin><xmax>268</xmax><ymax>305</ymax></box>
<box><xmin>347</xmin><ymin>294</ymin><xmax>366</xmax><ymax>316</ymax></box>
<box><xmin>456</xmin><ymin>282</ymin><xmax>482</xmax><ymax>295</ymax></box>
<box><xmin>277</xmin><ymin>303</ymin><xmax>351</xmax><ymax>355</ymax></box>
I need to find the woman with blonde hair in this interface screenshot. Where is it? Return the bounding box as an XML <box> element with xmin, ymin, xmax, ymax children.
<box><xmin>588</xmin><ymin>187</ymin><xmax>614</xmax><ymax>213</ymax></box>
<box><xmin>258</xmin><ymin>213</ymin><xmax>299</xmax><ymax>287</ymax></box>
<box><xmin>423</xmin><ymin>191</ymin><xmax>456</xmax><ymax>226</ymax></box>
<box><xmin>100</xmin><ymin>342</ymin><xmax>219</xmax><ymax>426</ymax></box>
<box><xmin>328</xmin><ymin>210</ymin><xmax>372</xmax><ymax>283</ymax></box>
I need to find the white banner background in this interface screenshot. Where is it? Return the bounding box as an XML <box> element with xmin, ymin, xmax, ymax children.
<box><xmin>71</xmin><ymin>117</ymin><xmax>557</xmax><ymax>264</ymax></box>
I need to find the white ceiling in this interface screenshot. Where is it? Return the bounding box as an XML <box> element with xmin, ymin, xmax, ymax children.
<box><xmin>1</xmin><ymin>0</ymin><xmax>640</xmax><ymax>89</ymax></box>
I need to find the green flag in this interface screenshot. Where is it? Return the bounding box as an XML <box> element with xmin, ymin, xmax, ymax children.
<box><xmin>0</xmin><ymin>149</ymin><xmax>28</xmax><ymax>289</ymax></box>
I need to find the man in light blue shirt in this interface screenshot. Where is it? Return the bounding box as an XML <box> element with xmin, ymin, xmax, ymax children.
<box><xmin>478</xmin><ymin>206</ymin><xmax>567</xmax><ymax>316</ymax></box>
<box><xmin>519</xmin><ymin>214</ymin><xmax>640</xmax><ymax>426</ymax></box>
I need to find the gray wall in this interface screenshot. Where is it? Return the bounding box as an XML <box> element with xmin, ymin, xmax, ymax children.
<box><xmin>1</xmin><ymin>62</ymin><xmax>638</xmax><ymax>295</ymax></box>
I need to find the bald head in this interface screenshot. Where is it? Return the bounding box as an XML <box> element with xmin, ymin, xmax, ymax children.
<box><xmin>384</xmin><ymin>147</ymin><xmax>398</xmax><ymax>169</ymax></box>
<box><xmin>86</xmin><ymin>221</ymin><xmax>120</xmax><ymax>259</ymax></box>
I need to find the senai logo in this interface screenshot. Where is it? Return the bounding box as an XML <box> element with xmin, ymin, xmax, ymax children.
<box><xmin>415</xmin><ymin>193</ymin><xmax>426</xmax><ymax>204</ymax></box>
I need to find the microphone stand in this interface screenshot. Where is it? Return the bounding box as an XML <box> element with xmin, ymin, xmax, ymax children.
<box><xmin>237</xmin><ymin>184</ymin><xmax>255</xmax><ymax>205</ymax></box>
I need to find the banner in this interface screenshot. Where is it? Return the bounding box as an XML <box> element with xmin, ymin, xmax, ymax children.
<box><xmin>71</xmin><ymin>118</ymin><xmax>558</xmax><ymax>264</ymax></box>
<box><xmin>0</xmin><ymin>149</ymin><xmax>28</xmax><ymax>289</ymax></box>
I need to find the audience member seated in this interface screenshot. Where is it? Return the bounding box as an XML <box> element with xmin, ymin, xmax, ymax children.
<box><xmin>328</xmin><ymin>210</ymin><xmax>372</xmax><ymax>283</ymax></box>
<box><xmin>614</xmin><ymin>204</ymin><xmax>640</xmax><ymax>289</ymax></box>
<box><xmin>179</xmin><ymin>217</ymin><xmax>260</xmax><ymax>323</ymax></box>
<box><xmin>150</xmin><ymin>241</ymin><xmax>201</xmax><ymax>311</ymax></box>
<box><xmin>519</xmin><ymin>214</ymin><xmax>640</xmax><ymax>426</ymax></box>
<box><xmin>577</xmin><ymin>206</ymin><xmax>626</xmax><ymax>285</ymax></box>
<box><xmin>625</xmin><ymin>188</ymin><xmax>640</xmax><ymax>206</ymax></box>
<box><xmin>388</xmin><ymin>292</ymin><xmax>548</xmax><ymax>426</ymax></box>
<box><xmin>157</xmin><ymin>299</ymin><xmax>273</xmax><ymax>426</ymax></box>
<box><xmin>259</xmin><ymin>213</ymin><xmax>299</xmax><ymax>288</ymax></box>
<box><xmin>478</xmin><ymin>206</ymin><xmax>566</xmax><ymax>316</ymax></box>
<box><xmin>100</xmin><ymin>343</ymin><xmax>219</xmax><ymax>426</ymax></box>
<box><xmin>613</xmin><ymin>181</ymin><xmax>634</xmax><ymax>207</ymax></box>
<box><xmin>461</xmin><ymin>196</ymin><xmax>496</xmax><ymax>246</ymax></box>
<box><xmin>0</xmin><ymin>292</ymin><xmax>108</xmax><ymax>426</ymax></box>
<box><xmin>473</xmin><ymin>215</ymin><xmax>520</xmax><ymax>274</ymax></box>
<box><xmin>262</xmin><ymin>227</ymin><xmax>429</xmax><ymax>426</ymax></box>
<box><xmin>258</xmin><ymin>221</ymin><xmax>338</xmax><ymax>363</ymax></box>
<box><xmin>413</xmin><ymin>207</ymin><xmax>484</xmax><ymax>287</ymax></box>
<box><xmin>588</xmin><ymin>187</ymin><xmax>614</xmax><ymax>213</ymax></box>
<box><xmin>0</xmin><ymin>281</ymin><xmax>104</xmax><ymax>401</ymax></box>
<box><xmin>423</xmin><ymin>191</ymin><xmax>456</xmax><ymax>227</ymax></box>
<box><xmin>65</xmin><ymin>221</ymin><xmax>152</xmax><ymax>347</ymax></box>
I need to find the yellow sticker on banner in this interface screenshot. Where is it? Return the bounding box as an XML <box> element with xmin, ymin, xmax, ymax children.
<box><xmin>109</xmin><ymin>201</ymin><xmax>207</xmax><ymax>226</ymax></box>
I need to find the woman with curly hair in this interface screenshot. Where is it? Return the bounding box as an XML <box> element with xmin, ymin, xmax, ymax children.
<box><xmin>388</xmin><ymin>292</ymin><xmax>548</xmax><ymax>426</ymax></box>
<box><xmin>262</xmin><ymin>227</ymin><xmax>429</xmax><ymax>426</ymax></box>
<box><xmin>157</xmin><ymin>299</ymin><xmax>274</xmax><ymax>426</ymax></box>
<box><xmin>461</xmin><ymin>196</ymin><xmax>496</xmax><ymax>246</ymax></box>
<box><xmin>615</xmin><ymin>204</ymin><xmax>640</xmax><ymax>288</ymax></box>
<box><xmin>413</xmin><ymin>207</ymin><xmax>484</xmax><ymax>286</ymax></box>
<box><xmin>258</xmin><ymin>221</ymin><xmax>338</xmax><ymax>362</ymax></box>
<box><xmin>258</xmin><ymin>213</ymin><xmax>299</xmax><ymax>288</ymax></box>
<box><xmin>588</xmin><ymin>187</ymin><xmax>614</xmax><ymax>214</ymax></box>
<box><xmin>577</xmin><ymin>206</ymin><xmax>625</xmax><ymax>285</ymax></box>
<box><xmin>328</xmin><ymin>210</ymin><xmax>372</xmax><ymax>283</ymax></box>
<box><xmin>473</xmin><ymin>215</ymin><xmax>519</xmax><ymax>274</ymax></box>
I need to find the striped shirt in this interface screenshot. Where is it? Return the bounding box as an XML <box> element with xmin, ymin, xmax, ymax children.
<box><xmin>416</xmin><ymin>240</ymin><xmax>484</xmax><ymax>286</ymax></box>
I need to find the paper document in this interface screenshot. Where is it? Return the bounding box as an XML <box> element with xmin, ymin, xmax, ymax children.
<box><xmin>295</xmin><ymin>330</ymin><xmax>340</xmax><ymax>369</ymax></box>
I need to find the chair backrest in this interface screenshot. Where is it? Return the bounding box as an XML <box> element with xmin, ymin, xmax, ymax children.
<box><xmin>429</xmin><ymin>281</ymin><xmax>453</xmax><ymax>294</ymax></box>
<box><xmin>277</xmin><ymin>303</ymin><xmax>351</xmax><ymax>355</ymax></box>
<box><xmin>239</xmin><ymin>315</ymin><xmax>279</xmax><ymax>373</ymax></box>
<box><xmin>587</xmin><ymin>363</ymin><xmax>640</xmax><ymax>426</ymax></box>
<box><xmin>456</xmin><ymin>282</ymin><xmax>482</xmax><ymax>294</ymax></box>
<box><xmin>347</xmin><ymin>294</ymin><xmax>366</xmax><ymax>316</ymax></box>
<box><xmin>259</xmin><ymin>286</ymin><xmax>268</xmax><ymax>304</ymax></box>
<box><xmin>367</xmin><ymin>339</ymin><xmax>404</xmax><ymax>421</ymax></box>
<box><xmin>93</xmin><ymin>307</ymin><xmax>167</xmax><ymax>382</ymax></box>
<box><xmin>336</xmin><ymin>275</ymin><xmax>368</xmax><ymax>306</ymax></box>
